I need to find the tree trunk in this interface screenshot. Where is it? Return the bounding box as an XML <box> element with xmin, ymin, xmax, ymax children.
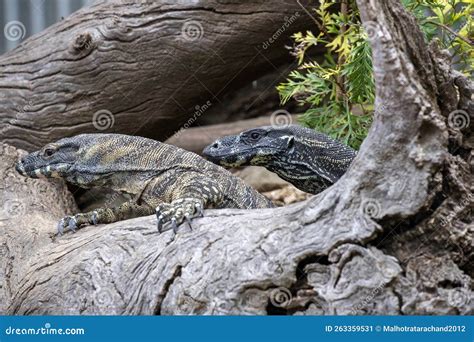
<box><xmin>1</xmin><ymin>0</ymin><xmax>472</xmax><ymax>315</ymax></box>
<box><xmin>0</xmin><ymin>0</ymin><xmax>313</xmax><ymax>151</ymax></box>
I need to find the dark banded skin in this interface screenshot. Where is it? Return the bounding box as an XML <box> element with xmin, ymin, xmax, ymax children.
<box><xmin>202</xmin><ymin>125</ymin><xmax>357</xmax><ymax>194</ymax></box>
<box><xmin>16</xmin><ymin>134</ymin><xmax>273</xmax><ymax>234</ymax></box>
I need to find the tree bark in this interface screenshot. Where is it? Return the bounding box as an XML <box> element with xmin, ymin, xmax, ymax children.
<box><xmin>0</xmin><ymin>0</ymin><xmax>314</xmax><ymax>151</ymax></box>
<box><xmin>1</xmin><ymin>0</ymin><xmax>473</xmax><ymax>315</ymax></box>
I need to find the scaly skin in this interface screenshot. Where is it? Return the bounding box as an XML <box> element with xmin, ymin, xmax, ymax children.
<box><xmin>202</xmin><ymin>125</ymin><xmax>357</xmax><ymax>194</ymax></box>
<box><xmin>16</xmin><ymin>134</ymin><xmax>273</xmax><ymax>234</ymax></box>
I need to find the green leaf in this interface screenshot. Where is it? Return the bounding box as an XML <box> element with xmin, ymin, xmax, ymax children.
<box><xmin>277</xmin><ymin>0</ymin><xmax>471</xmax><ymax>149</ymax></box>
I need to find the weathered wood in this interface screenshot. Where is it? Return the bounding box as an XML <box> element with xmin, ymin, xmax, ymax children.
<box><xmin>1</xmin><ymin>0</ymin><xmax>473</xmax><ymax>315</ymax></box>
<box><xmin>193</xmin><ymin>65</ymin><xmax>306</xmax><ymax>127</ymax></box>
<box><xmin>0</xmin><ymin>144</ymin><xmax>77</xmax><ymax>312</ymax></box>
<box><xmin>0</xmin><ymin>0</ymin><xmax>313</xmax><ymax>151</ymax></box>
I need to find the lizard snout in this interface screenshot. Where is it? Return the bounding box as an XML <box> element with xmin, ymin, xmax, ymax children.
<box><xmin>202</xmin><ymin>139</ymin><xmax>221</xmax><ymax>157</ymax></box>
<box><xmin>206</xmin><ymin>141</ymin><xmax>220</xmax><ymax>151</ymax></box>
<box><xmin>15</xmin><ymin>159</ymin><xmax>26</xmax><ymax>175</ymax></box>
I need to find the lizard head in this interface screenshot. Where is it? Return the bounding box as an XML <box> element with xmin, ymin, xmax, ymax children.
<box><xmin>202</xmin><ymin>125</ymin><xmax>295</xmax><ymax>168</ymax></box>
<box><xmin>15</xmin><ymin>136</ymin><xmax>87</xmax><ymax>180</ymax></box>
<box><xmin>15</xmin><ymin>134</ymin><xmax>126</xmax><ymax>188</ymax></box>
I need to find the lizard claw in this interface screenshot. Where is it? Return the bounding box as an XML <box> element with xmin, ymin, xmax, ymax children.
<box><xmin>56</xmin><ymin>216</ymin><xmax>77</xmax><ymax>235</ymax></box>
<box><xmin>92</xmin><ymin>211</ymin><xmax>99</xmax><ymax>225</ymax></box>
<box><xmin>57</xmin><ymin>218</ymin><xmax>66</xmax><ymax>235</ymax></box>
<box><xmin>171</xmin><ymin>218</ymin><xmax>178</xmax><ymax>234</ymax></box>
<box><xmin>195</xmin><ymin>203</ymin><xmax>204</xmax><ymax>217</ymax></box>
<box><xmin>56</xmin><ymin>211</ymin><xmax>97</xmax><ymax>236</ymax></box>
<box><xmin>68</xmin><ymin>217</ymin><xmax>77</xmax><ymax>232</ymax></box>
<box><xmin>184</xmin><ymin>214</ymin><xmax>193</xmax><ymax>231</ymax></box>
<box><xmin>155</xmin><ymin>198</ymin><xmax>203</xmax><ymax>235</ymax></box>
<box><xmin>157</xmin><ymin>214</ymin><xmax>164</xmax><ymax>233</ymax></box>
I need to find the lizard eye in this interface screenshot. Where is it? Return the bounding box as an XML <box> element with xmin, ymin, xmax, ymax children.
<box><xmin>250</xmin><ymin>132</ymin><xmax>261</xmax><ymax>140</ymax></box>
<box><xmin>42</xmin><ymin>147</ymin><xmax>57</xmax><ymax>158</ymax></box>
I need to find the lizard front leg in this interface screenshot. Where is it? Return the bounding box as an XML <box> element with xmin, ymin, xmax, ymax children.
<box><xmin>58</xmin><ymin>201</ymin><xmax>154</xmax><ymax>234</ymax></box>
<box><xmin>155</xmin><ymin>178</ymin><xmax>223</xmax><ymax>234</ymax></box>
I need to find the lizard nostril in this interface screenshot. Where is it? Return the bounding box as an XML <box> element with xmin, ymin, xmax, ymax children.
<box><xmin>15</xmin><ymin>160</ymin><xmax>24</xmax><ymax>174</ymax></box>
<box><xmin>212</xmin><ymin>143</ymin><xmax>219</xmax><ymax>149</ymax></box>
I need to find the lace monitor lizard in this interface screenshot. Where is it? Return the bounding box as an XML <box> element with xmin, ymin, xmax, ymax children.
<box><xmin>203</xmin><ymin>125</ymin><xmax>356</xmax><ymax>195</ymax></box>
<box><xmin>16</xmin><ymin>134</ymin><xmax>274</xmax><ymax>234</ymax></box>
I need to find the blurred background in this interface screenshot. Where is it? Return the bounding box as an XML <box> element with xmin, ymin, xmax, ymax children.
<box><xmin>0</xmin><ymin>0</ymin><xmax>91</xmax><ymax>54</ymax></box>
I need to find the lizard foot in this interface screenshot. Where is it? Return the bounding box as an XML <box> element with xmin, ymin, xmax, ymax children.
<box><xmin>156</xmin><ymin>198</ymin><xmax>204</xmax><ymax>234</ymax></box>
<box><xmin>57</xmin><ymin>211</ymin><xmax>99</xmax><ymax>235</ymax></box>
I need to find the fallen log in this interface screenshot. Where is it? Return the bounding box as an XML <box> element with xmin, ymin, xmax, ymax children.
<box><xmin>0</xmin><ymin>0</ymin><xmax>314</xmax><ymax>151</ymax></box>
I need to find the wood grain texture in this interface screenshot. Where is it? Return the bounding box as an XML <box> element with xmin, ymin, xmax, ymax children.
<box><xmin>0</xmin><ymin>0</ymin><xmax>314</xmax><ymax>151</ymax></box>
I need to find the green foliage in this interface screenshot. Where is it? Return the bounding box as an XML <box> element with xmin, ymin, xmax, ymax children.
<box><xmin>403</xmin><ymin>0</ymin><xmax>473</xmax><ymax>75</ymax></box>
<box><xmin>342</xmin><ymin>41</ymin><xmax>374</xmax><ymax>105</ymax></box>
<box><xmin>278</xmin><ymin>0</ymin><xmax>473</xmax><ymax>149</ymax></box>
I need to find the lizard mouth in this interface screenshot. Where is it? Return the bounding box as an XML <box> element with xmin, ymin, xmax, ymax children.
<box><xmin>218</xmin><ymin>156</ymin><xmax>249</xmax><ymax>168</ymax></box>
<box><xmin>203</xmin><ymin>141</ymin><xmax>256</xmax><ymax>167</ymax></box>
<box><xmin>15</xmin><ymin>161</ymin><xmax>71</xmax><ymax>179</ymax></box>
<box><xmin>204</xmin><ymin>149</ymin><xmax>253</xmax><ymax>167</ymax></box>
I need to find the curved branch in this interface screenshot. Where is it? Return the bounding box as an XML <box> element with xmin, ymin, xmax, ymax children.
<box><xmin>0</xmin><ymin>0</ymin><xmax>315</xmax><ymax>151</ymax></box>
